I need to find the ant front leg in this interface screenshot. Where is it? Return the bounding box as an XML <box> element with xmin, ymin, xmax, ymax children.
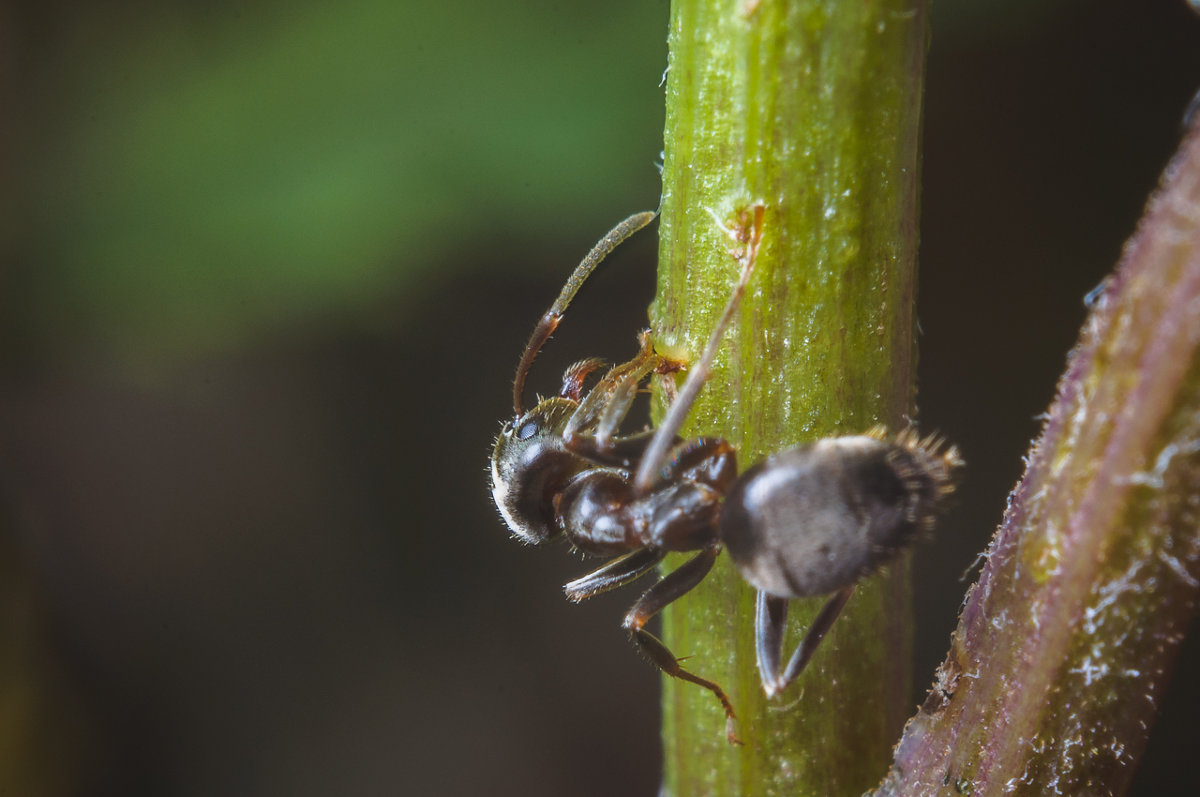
<box><xmin>622</xmin><ymin>544</ymin><xmax>741</xmax><ymax>744</ymax></box>
<box><xmin>563</xmin><ymin>331</ymin><xmax>661</xmax><ymax>452</ymax></box>
<box><xmin>560</xmin><ymin>333</ymin><xmax>685</xmax><ymax>469</ymax></box>
<box><xmin>754</xmin><ymin>586</ymin><xmax>855</xmax><ymax>698</ymax></box>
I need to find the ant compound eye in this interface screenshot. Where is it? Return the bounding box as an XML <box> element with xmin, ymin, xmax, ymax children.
<box><xmin>516</xmin><ymin>419</ymin><xmax>540</xmax><ymax>440</ymax></box>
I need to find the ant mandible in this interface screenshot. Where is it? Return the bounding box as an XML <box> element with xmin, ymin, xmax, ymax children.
<box><xmin>489</xmin><ymin>208</ymin><xmax>961</xmax><ymax>743</ymax></box>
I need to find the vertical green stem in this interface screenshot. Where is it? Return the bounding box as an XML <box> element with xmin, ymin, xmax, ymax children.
<box><xmin>653</xmin><ymin>0</ymin><xmax>928</xmax><ymax>794</ymax></box>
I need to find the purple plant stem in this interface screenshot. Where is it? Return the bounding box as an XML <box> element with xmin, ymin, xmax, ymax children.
<box><xmin>876</xmin><ymin>121</ymin><xmax>1200</xmax><ymax>795</ymax></box>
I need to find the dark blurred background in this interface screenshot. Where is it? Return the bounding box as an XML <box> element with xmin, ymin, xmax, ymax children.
<box><xmin>2</xmin><ymin>1</ymin><xmax>1199</xmax><ymax>794</ymax></box>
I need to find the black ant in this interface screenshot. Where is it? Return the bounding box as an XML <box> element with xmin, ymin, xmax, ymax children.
<box><xmin>490</xmin><ymin>208</ymin><xmax>961</xmax><ymax>743</ymax></box>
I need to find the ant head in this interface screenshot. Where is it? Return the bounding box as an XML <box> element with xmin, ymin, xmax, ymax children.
<box><xmin>490</xmin><ymin>397</ymin><xmax>581</xmax><ymax>545</ymax></box>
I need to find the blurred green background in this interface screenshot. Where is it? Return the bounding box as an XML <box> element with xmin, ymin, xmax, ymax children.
<box><xmin>3</xmin><ymin>0</ymin><xmax>1199</xmax><ymax>794</ymax></box>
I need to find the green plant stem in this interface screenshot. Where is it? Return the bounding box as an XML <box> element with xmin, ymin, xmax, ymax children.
<box><xmin>875</xmin><ymin>105</ymin><xmax>1200</xmax><ymax>797</ymax></box>
<box><xmin>652</xmin><ymin>0</ymin><xmax>929</xmax><ymax>793</ymax></box>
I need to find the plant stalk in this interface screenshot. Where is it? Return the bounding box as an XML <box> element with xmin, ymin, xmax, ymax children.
<box><xmin>653</xmin><ymin>0</ymin><xmax>929</xmax><ymax>793</ymax></box>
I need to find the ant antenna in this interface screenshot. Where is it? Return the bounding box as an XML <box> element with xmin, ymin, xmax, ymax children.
<box><xmin>633</xmin><ymin>203</ymin><xmax>765</xmax><ymax>495</ymax></box>
<box><xmin>512</xmin><ymin>211</ymin><xmax>657</xmax><ymax>417</ymax></box>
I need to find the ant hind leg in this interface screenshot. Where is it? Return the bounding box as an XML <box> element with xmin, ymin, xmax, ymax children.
<box><xmin>622</xmin><ymin>544</ymin><xmax>741</xmax><ymax>744</ymax></box>
<box><xmin>754</xmin><ymin>586</ymin><xmax>856</xmax><ymax>698</ymax></box>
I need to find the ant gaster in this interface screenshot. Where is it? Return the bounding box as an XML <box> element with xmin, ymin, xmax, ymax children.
<box><xmin>490</xmin><ymin>208</ymin><xmax>961</xmax><ymax>743</ymax></box>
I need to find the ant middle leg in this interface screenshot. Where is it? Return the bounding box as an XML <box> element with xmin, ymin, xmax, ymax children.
<box><xmin>622</xmin><ymin>544</ymin><xmax>741</xmax><ymax>744</ymax></box>
<box><xmin>563</xmin><ymin>548</ymin><xmax>666</xmax><ymax>602</ymax></box>
<box><xmin>755</xmin><ymin>586</ymin><xmax>855</xmax><ymax>698</ymax></box>
<box><xmin>633</xmin><ymin>203</ymin><xmax>765</xmax><ymax>496</ymax></box>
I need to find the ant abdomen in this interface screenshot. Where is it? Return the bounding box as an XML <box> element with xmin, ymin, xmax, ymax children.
<box><xmin>721</xmin><ymin>431</ymin><xmax>961</xmax><ymax>599</ymax></box>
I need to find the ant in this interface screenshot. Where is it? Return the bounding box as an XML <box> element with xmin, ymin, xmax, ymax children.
<box><xmin>490</xmin><ymin>208</ymin><xmax>961</xmax><ymax>743</ymax></box>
